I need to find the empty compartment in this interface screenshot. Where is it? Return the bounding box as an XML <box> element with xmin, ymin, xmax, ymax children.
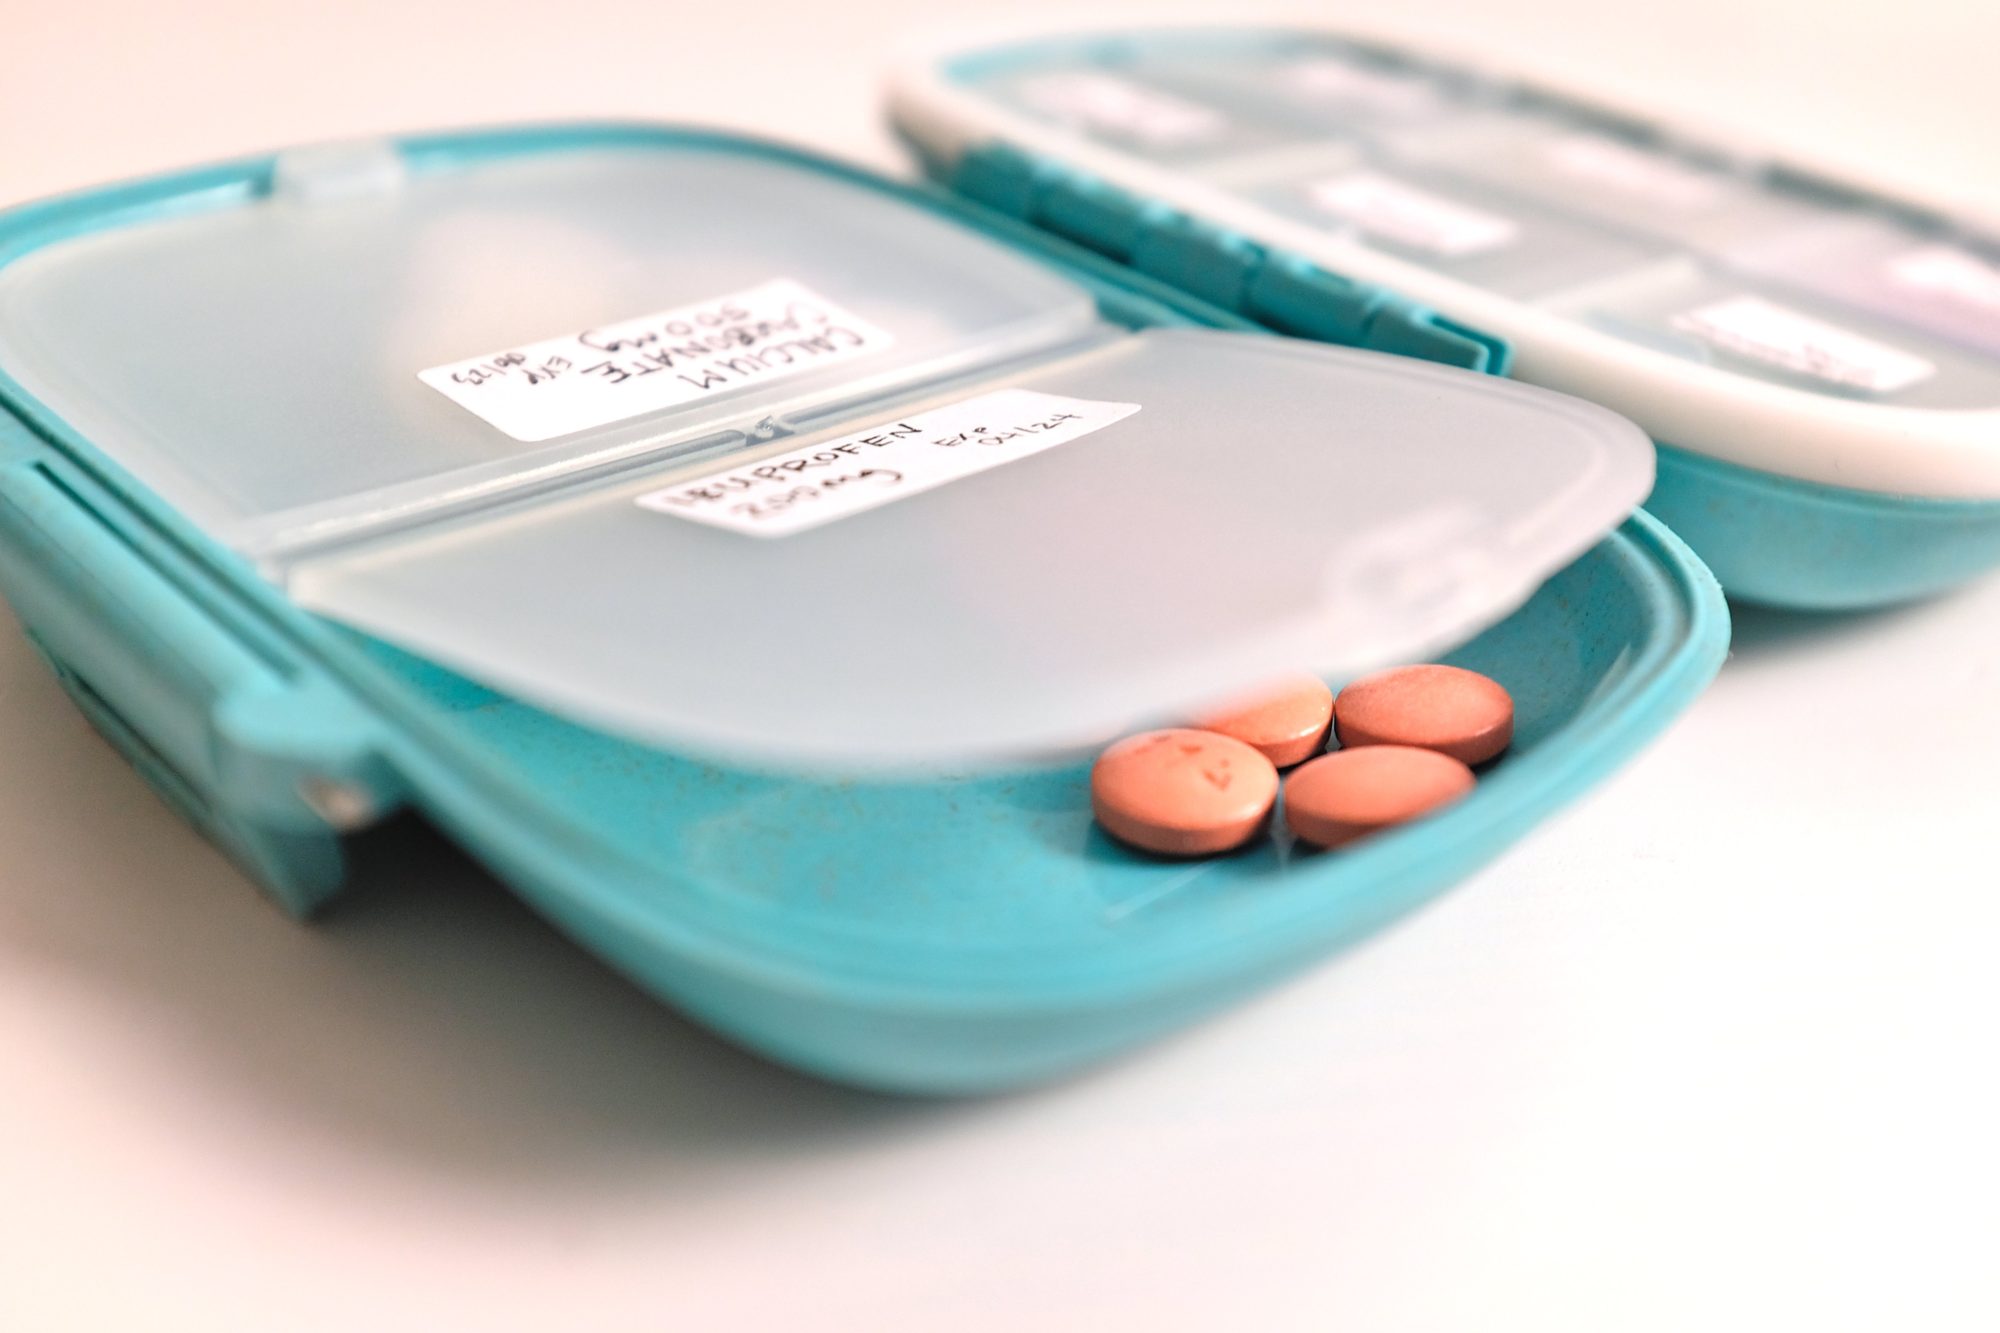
<box><xmin>1543</xmin><ymin>259</ymin><xmax>2000</xmax><ymax>408</ymax></box>
<box><xmin>1244</xmin><ymin>162</ymin><xmax>1671</xmax><ymax>300</ymax></box>
<box><xmin>1387</xmin><ymin>113</ymin><xmax>1835</xmax><ymax>255</ymax></box>
<box><xmin>1126</xmin><ymin>39</ymin><xmax>1481</xmax><ymax>134</ymax></box>
<box><xmin>0</xmin><ymin>140</ymin><xmax>1101</xmax><ymax>550</ymax></box>
<box><xmin>963</xmin><ymin>36</ymin><xmax>1507</xmax><ymax>171</ymax></box>
<box><xmin>1725</xmin><ymin>215</ymin><xmax>2000</xmax><ymax>360</ymax></box>
<box><xmin>977</xmin><ymin>62</ymin><xmax>1319</xmax><ymax>165</ymax></box>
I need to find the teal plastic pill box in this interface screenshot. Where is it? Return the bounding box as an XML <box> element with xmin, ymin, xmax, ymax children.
<box><xmin>0</xmin><ymin>125</ymin><xmax>1728</xmax><ymax>1092</ymax></box>
<box><xmin>890</xmin><ymin>24</ymin><xmax>2000</xmax><ymax>610</ymax></box>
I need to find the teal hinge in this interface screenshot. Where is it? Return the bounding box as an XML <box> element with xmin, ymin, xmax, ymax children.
<box><xmin>1361</xmin><ymin>301</ymin><xmax>1513</xmax><ymax>376</ymax></box>
<box><xmin>950</xmin><ymin>142</ymin><xmax>1053</xmax><ymax>220</ymax></box>
<box><xmin>1248</xmin><ymin>255</ymin><xmax>1511</xmax><ymax>376</ymax></box>
<box><xmin>952</xmin><ymin>147</ymin><xmax>1156</xmax><ymax>262</ymax></box>
<box><xmin>1034</xmin><ymin>174</ymin><xmax>1151</xmax><ymax>261</ymax></box>
<box><xmin>1129</xmin><ymin>215</ymin><xmax>1264</xmax><ymax>312</ymax></box>
<box><xmin>948</xmin><ymin>143</ymin><xmax>1514</xmax><ymax>376</ymax></box>
<box><xmin>0</xmin><ymin>451</ymin><xmax>400</xmax><ymax>915</ymax></box>
<box><xmin>1245</xmin><ymin>255</ymin><xmax>1392</xmax><ymax>345</ymax></box>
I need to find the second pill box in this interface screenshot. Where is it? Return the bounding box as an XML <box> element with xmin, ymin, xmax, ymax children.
<box><xmin>890</xmin><ymin>23</ymin><xmax>2000</xmax><ymax>609</ymax></box>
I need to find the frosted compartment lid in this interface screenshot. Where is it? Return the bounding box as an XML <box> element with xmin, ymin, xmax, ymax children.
<box><xmin>0</xmin><ymin>135</ymin><xmax>1102</xmax><ymax>554</ymax></box>
<box><xmin>288</xmin><ymin>328</ymin><xmax>1654</xmax><ymax>768</ymax></box>
<box><xmin>0</xmin><ymin>129</ymin><xmax>1653</xmax><ymax>769</ymax></box>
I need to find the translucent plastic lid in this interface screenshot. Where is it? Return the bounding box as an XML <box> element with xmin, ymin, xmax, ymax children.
<box><xmin>287</xmin><ymin>328</ymin><xmax>1651</xmax><ymax>767</ymax></box>
<box><xmin>0</xmin><ymin>131</ymin><xmax>1653</xmax><ymax>769</ymax></box>
<box><xmin>0</xmin><ymin>139</ymin><xmax>1099</xmax><ymax>554</ymax></box>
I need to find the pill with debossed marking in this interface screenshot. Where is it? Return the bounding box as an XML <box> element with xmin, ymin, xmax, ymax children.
<box><xmin>1192</xmin><ymin>674</ymin><xmax>1335</xmax><ymax>768</ymax></box>
<box><xmin>1091</xmin><ymin>728</ymin><xmax>1281</xmax><ymax>856</ymax></box>
<box><xmin>1333</xmin><ymin>664</ymin><xmax>1514</xmax><ymax>766</ymax></box>
<box><xmin>1283</xmin><ymin>745</ymin><xmax>1476</xmax><ymax>849</ymax></box>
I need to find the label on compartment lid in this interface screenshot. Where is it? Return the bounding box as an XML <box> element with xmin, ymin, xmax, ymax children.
<box><xmin>1306</xmin><ymin>172</ymin><xmax>1520</xmax><ymax>257</ymax></box>
<box><xmin>1543</xmin><ymin>133</ymin><xmax>1725</xmax><ymax>210</ymax></box>
<box><xmin>418</xmin><ymin>279</ymin><xmax>895</xmax><ymax>443</ymax></box>
<box><xmin>636</xmin><ymin>388</ymin><xmax>1140</xmax><ymax>538</ymax></box>
<box><xmin>1014</xmin><ymin>72</ymin><xmax>1226</xmax><ymax>148</ymax></box>
<box><xmin>1886</xmin><ymin>244</ymin><xmax>2000</xmax><ymax>313</ymax></box>
<box><xmin>1670</xmin><ymin>295</ymin><xmax>1936</xmax><ymax>393</ymax></box>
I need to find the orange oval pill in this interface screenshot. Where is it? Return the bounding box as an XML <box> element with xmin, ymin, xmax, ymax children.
<box><xmin>1091</xmin><ymin>728</ymin><xmax>1281</xmax><ymax>857</ymax></box>
<box><xmin>1334</xmin><ymin>664</ymin><xmax>1514</xmax><ymax>766</ymax></box>
<box><xmin>1283</xmin><ymin>745</ymin><xmax>1476</xmax><ymax>850</ymax></box>
<box><xmin>1192</xmin><ymin>674</ymin><xmax>1335</xmax><ymax>768</ymax></box>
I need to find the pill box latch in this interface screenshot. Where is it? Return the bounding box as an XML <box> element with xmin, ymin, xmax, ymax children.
<box><xmin>950</xmin><ymin>142</ymin><xmax>1056</xmax><ymax>221</ymax></box>
<box><xmin>0</xmin><ymin>449</ymin><xmax>402</xmax><ymax>915</ymax></box>
<box><xmin>1129</xmin><ymin>215</ymin><xmax>1265</xmax><ymax>311</ymax></box>
<box><xmin>1034</xmin><ymin>173</ymin><xmax>1151</xmax><ymax>261</ymax></box>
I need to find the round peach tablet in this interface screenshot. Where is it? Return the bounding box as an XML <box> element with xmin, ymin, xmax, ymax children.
<box><xmin>1334</xmin><ymin>664</ymin><xmax>1514</xmax><ymax>766</ymax></box>
<box><xmin>1192</xmin><ymin>674</ymin><xmax>1335</xmax><ymax>768</ymax></box>
<box><xmin>1283</xmin><ymin>745</ymin><xmax>1476</xmax><ymax>850</ymax></box>
<box><xmin>1091</xmin><ymin>729</ymin><xmax>1281</xmax><ymax>857</ymax></box>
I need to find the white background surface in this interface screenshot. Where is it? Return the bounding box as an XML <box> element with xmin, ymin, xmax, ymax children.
<box><xmin>3</xmin><ymin>2</ymin><xmax>1998</xmax><ymax>1328</ymax></box>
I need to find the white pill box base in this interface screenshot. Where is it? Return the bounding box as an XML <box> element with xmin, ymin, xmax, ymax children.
<box><xmin>888</xmin><ymin>21</ymin><xmax>2000</xmax><ymax>607</ymax></box>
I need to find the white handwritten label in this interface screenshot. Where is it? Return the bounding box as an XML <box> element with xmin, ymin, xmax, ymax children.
<box><xmin>1887</xmin><ymin>244</ymin><xmax>2000</xmax><ymax>313</ymax></box>
<box><xmin>1015</xmin><ymin>72</ymin><xmax>1226</xmax><ymax>148</ymax></box>
<box><xmin>417</xmin><ymin>279</ymin><xmax>895</xmax><ymax>443</ymax></box>
<box><xmin>635</xmin><ymin>389</ymin><xmax>1140</xmax><ymax>538</ymax></box>
<box><xmin>1671</xmin><ymin>295</ymin><xmax>1936</xmax><ymax>393</ymax></box>
<box><xmin>1543</xmin><ymin>134</ymin><xmax>1724</xmax><ymax>210</ymax></box>
<box><xmin>1306</xmin><ymin>173</ymin><xmax>1520</xmax><ymax>257</ymax></box>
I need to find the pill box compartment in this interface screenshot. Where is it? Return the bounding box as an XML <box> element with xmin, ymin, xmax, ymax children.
<box><xmin>962</xmin><ymin>29</ymin><xmax>1427</xmax><ymax>168</ymax></box>
<box><xmin>284</xmin><ymin>328</ymin><xmax>1656</xmax><ymax>765</ymax></box>
<box><xmin>1725</xmin><ymin>219</ymin><xmax>2000</xmax><ymax>361</ymax></box>
<box><xmin>317</xmin><ymin>508</ymin><xmax>1717</xmax><ymax>1091</ymax></box>
<box><xmin>0</xmin><ymin>143</ymin><xmax>1103</xmax><ymax>554</ymax></box>
<box><xmin>0</xmin><ymin>127</ymin><xmax>1727</xmax><ymax>1090</ymax></box>
<box><xmin>1540</xmin><ymin>257</ymin><xmax>2000</xmax><ymax>408</ymax></box>
<box><xmin>1246</xmin><ymin>163</ymin><xmax>1670</xmax><ymax>302</ymax></box>
<box><xmin>979</xmin><ymin>30</ymin><xmax>1480</xmax><ymax>154</ymax></box>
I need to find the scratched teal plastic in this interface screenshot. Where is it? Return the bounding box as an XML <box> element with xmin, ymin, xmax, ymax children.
<box><xmin>1646</xmin><ymin>444</ymin><xmax>2000</xmax><ymax>610</ymax></box>
<box><xmin>920</xmin><ymin>28</ymin><xmax>2000</xmax><ymax>611</ymax></box>
<box><xmin>336</xmin><ymin>510</ymin><xmax>1723</xmax><ymax>1091</ymax></box>
<box><xmin>0</xmin><ymin>125</ymin><xmax>1730</xmax><ymax>1092</ymax></box>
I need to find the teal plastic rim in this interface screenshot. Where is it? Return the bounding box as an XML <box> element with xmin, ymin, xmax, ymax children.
<box><xmin>1648</xmin><ymin>444</ymin><xmax>2000</xmax><ymax>611</ymax></box>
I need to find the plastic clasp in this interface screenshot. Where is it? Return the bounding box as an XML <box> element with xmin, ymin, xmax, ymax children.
<box><xmin>0</xmin><ymin>449</ymin><xmax>400</xmax><ymax>914</ymax></box>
